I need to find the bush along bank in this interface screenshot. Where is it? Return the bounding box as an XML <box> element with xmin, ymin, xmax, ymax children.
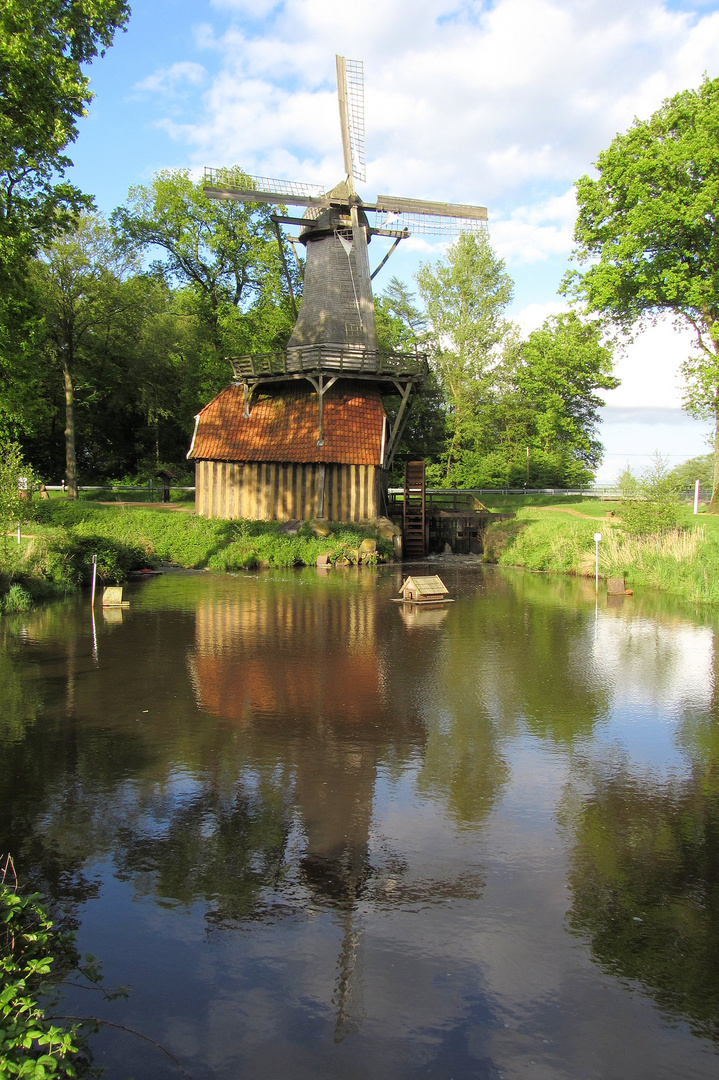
<box><xmin>0</xmin><ymin>857</ymin><xmax>88</xmax><ymax>1078</ymax></box>
<box><xmin>0</xmin><ymin>502</ymin><xmax>398</xmax><ymax>610</ymax></box>
<box><xmin>482</xmin><ymin>505</ymin><xmax>719</xmax><ymax>606</ymax></box>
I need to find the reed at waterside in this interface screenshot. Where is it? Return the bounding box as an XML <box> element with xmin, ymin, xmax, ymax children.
<box><xmin>484</xmin><ymin>507</ymin><xmax>719</xmax><ymax>605</ymax></box>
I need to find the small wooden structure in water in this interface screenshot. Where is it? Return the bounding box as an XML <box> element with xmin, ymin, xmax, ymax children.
<box><xmin>395</xmin><ymin>575</ymin><xmax>451</xmax><ymax>604</ymax></box>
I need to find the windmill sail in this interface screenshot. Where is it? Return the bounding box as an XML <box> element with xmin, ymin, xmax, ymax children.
<box><xmin>336</xmin><ymin>56</ymin><xmax>366</xmax><ymax>185</ymax></box>
<box><xmin>372</xmin><ymin>194</ymin><xmax>488</xmax><ymax>235</ymax></box>
<box><xmin>204</xmin><ymin>168</ymin><xmax>328</xmax><ymax>208</ymax></box>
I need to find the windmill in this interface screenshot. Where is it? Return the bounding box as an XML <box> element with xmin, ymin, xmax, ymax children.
<box><xmin>202</xmin><ymin>56</ymin><xmax>488</xmax><ymax>465</ymax></box>
<box><xmin>189</xmin><ymin>57</ymin><xmax>488</xmax><ymax>525</ymax></box>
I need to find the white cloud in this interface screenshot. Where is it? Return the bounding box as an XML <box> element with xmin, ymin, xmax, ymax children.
<box><xmin>603</xmin><ymin>317</ymin><xmax>700</xmax><ymax>410</ymax></box>
<box><xmin>512</xmin><ymin>300</ymin><xmax>570</xmax><ymax>336</ymax></box>
<box><xmin>157</xmin><ymin>0</ymin><xmax>719</xmax><ymax>221</ymax></box>
<box><xmin>491</xmin><ymin>189</ymin><xmax>576</xmax><ymax>263</ymax></box>
<box><xmin>134</xmin><ymin>62</ymin><xmax>207</xmax><ymax>95</ymax></box>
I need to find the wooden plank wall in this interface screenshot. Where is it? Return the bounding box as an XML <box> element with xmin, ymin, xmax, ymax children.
<box><xmin>194</xmin><ymin>461</ymin><xmax>384</xmax><ymax>521</ymax></box>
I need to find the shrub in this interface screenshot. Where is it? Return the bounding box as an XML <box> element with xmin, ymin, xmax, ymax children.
<box><xmin>2</xmin><ymin>584</ymin><xmax>32</xmax><ymax>614</ymax></box>
<box><xmin>0</xmin><ymin>857</ymin><xmax>86</xmax><ymax>1077</ymax></box>
<box><xmin>618</xmin><ymin>456</ymin><xmax>681</xmax><ymax>536</ymax></box>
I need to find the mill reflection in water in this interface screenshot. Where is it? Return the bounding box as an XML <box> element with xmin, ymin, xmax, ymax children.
<box><xmin>187</xmin><ymin>579</ymin><xmax>484</xmax><ymax>1040</ymax></box>
<box><xmin>1</xmin><ymin>566</ymin><xmax>719</xmax><ymax>1078</ymax></box>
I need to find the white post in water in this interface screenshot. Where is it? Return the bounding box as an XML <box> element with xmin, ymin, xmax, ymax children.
<box><xmin>90</xmin><ymin>554</ymin><xmax>98</xmax><ymax>607</ymax></box>
<box><xmin>694</xmin><ymin>479</ymin><xmax>700</xmax><ymax>515</ymax></box>
<box><xmin>594</xmin><ymin>532</ymin><xmax>602</xmax><ymax>594</ymax></box>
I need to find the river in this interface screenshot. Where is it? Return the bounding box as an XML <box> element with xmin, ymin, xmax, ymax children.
<box><xmin>2</xmin><ymin>564</ymin><xmax>719</xmax><ymax>1079</ymax></box>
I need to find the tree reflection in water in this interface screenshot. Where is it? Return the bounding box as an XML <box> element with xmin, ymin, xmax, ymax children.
<box><xmin>4</xmin><ymin>567</ymin><xmax>711</xmax><ymax>1072</ymax></box>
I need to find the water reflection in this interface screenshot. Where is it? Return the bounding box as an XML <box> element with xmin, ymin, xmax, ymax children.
<box><xmin>2</xmin><ymin>569</ymin><xmax>719</xmax><ymax>1077</ymax></box>
<box><xmin>565</xmin><ymin>747</ymin><xmax>719</xmax><ymax>1042</ymax></box>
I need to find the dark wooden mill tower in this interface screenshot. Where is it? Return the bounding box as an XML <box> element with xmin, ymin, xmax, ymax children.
<box><xmin>188</xmin><ymin>56</ymin><xmax>487</xmax><ymax>523</ymax></box>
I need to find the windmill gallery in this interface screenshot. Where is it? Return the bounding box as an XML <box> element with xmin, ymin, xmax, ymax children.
<box><xmin>187</xmin><ymin>56</ymin><xmax>487</xmax><ymax>523</ymax></box>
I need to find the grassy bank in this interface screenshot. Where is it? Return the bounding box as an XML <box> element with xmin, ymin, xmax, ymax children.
<box><xmin>483</xmin><ymin>501</ymin><xmax>719</xmax><ymax>605</ymax></box>
<box><xmin>0</xmin><ymin>502</ymin><xmax>396</xmax><ymax>610</ymax></box>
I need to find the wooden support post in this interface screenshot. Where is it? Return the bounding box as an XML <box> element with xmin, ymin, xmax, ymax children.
<box><xmin>287</xmin><ymin>237</ymin><xmax>305</xmax><ymax>279</ymax></box>
<box><xmin>273</xmin><ymin>219</ymin><xmax>298</xmax><ymax>319</ymax></box>
<box><xmin>370</xmin><ymin>235</ymin><xmax>404</xmax><ymax>280</ymax></box>
<box><xmin>317</xmin><ymin>463</ymin><xmax>326</xmax><ymax>518</ymax></box>
<box><xmin>307</xmin><ymin>374</ymin><xmax>337</xmax><ymax>448</ymax></box>
<box><xmin>384</xmin><ymin>380</ymin><xmax>415</xmax><ymax>471</ymax></box>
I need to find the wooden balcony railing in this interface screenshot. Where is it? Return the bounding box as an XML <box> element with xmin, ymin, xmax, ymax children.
<box><xmin>229</xmin><ymin>344</ymin><xmax>428</xmax><ymax>382</ymax></box>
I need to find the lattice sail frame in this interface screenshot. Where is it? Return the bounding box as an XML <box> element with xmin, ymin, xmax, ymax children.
<box><xmin>370</xmin><ymin>210</ymin><xmax>486</xmax><ymax>236</ymax></box>
<box><xmin>203</xmin><ymin>169</ymin><xmax>326</xmax><ymax>202</ymax></box>
<box><xmin>343</xmin><ymin>58</ymin><xmax>366</xmax><ymax>184</ymax></box>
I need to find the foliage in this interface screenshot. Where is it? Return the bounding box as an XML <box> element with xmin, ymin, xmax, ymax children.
<box><xmin>2</xmin><ymin>584</ymin><xmax>31</xmax><ymax>613</ymax></box>
<box><xmin>33</xmin><ymin>215</ymin><xmax>155</xmax><ymax>497</ymax></box>
<box><xmin>669</xmin><ymin>453</ymin><xmax>713</xmax><ymax>492</ymax></box>
<box><xmin>416</xmin><ymin>233</ymin><xmax>514</xmax><ymax>478</ymax></box>
<box><xmin>21</xmin><ymin>503</ymin><xmax>394</xmax><ymax>594</ymax></box>
<box><xmin>617</xmin><ymin>455</ymin><xmax>681</xmax><ymax>535</ymax></box>
<box><xmin>0</xmin><ymin>856</ymin><xmax>85</xmax><ymax>1077</ymax></box>
<box><xmin>112</xmin><ymin>169</ymin><xmax>298</xmax><ymax>397</ymax></box>
<box><xmin>0</xmin><ymin>439</ymin><xmax>35</xmax><ymax>549</ymax></box>
<box><xmin>0</xmin><ymin>0</ymin><xmax>129</xmax><ymax>273</ymax></box>
<box><xmin>515</xmin><ymin>313</ymin><xmax>618</xmax><ymax>467</ymax></box>
<box><xmin>566</xmin><ymin>75</ymin><xmax>719</xmax><ymax>507</ymax></box>
<box><xmin>481</xmin><ymin>498</ymin><xmax>719</xmax><ymax>605</ymax></box>
<box><xmin>424</xmin><ymin>311</ymin><xmax>617</xmax><ymax>489</ymax></box>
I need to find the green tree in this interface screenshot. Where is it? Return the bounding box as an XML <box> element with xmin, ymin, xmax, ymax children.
<box><xmin>0</xmin><ymin>0</ymin><xmax>129</xmax><ymax>274</ymax></box>
<box><xmin>566</xmin><ymin>75</ymin><xmax>719</xmax><ymax>510</ymax></box>
<box><xmin>113</xmin><ymin>169</ymin><xmax>298</xmax><ymax>399</ymax></box>
<box><xmin>0</xmin><ymin>0</ymin><xmax>129</xmax><ymax>444</ymax></box>
<box><xmin>375</xmin><ymin>277</ymin><xmax>447</xmax><ymax>474</ymax></box>
<box><xmin>0</xmin><ymin>438</ymin><xmax>35</xmax><ymax>551</ymax></box>
<box><xmin>617</xmin><ymin>453</ymin><xmax>681</xmax><ymax>535</ymax></box>
<box><xmin>34</xmin><ymin>215</ymin><xmax>145</xmax><ymax>497</ymax></box>
<box><xmin>416</xmin><ymin>232</ymin><xmax>514</xmax><ymax>479</ymax></box>
<box><xmin>669</xmin><ymin>453</ymin><xmax>713</xmax><ymax>492</ymax></box>
<box><xmin>430</xmin><ymin>312</ymin><xmax>616</xmax><ymax>489</ymax></box>
<box><xmin>516</xmin><ymin>312</ymin><xmax>618</xmax><ymax>470</ymax></box>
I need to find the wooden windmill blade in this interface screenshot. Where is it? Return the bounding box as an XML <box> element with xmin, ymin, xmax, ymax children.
<box><xmin>372</xmin><ymin>194</ymin><xmax>488</xmax><ymax>235</ymax></box>
<box><xmin>336</xmin><ymin>55</ymin><xmax>366</xmax><ymax>187</ymax></box>
<box><xmin>203</xmin><ymin>168</ymin><xmax>329</xmax><ymax>209</ymax></box>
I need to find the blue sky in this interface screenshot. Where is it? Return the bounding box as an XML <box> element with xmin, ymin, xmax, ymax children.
<box><xmin>68</xmin><ymin>0</ymin><xmax>719</xmax><ymax>482</ymax></box>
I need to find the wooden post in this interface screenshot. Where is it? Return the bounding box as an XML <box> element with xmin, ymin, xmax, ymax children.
<box><xmin>317</xmin><ymin>464</ymin><xmax>326</xmax><ymax>518</ymax></box>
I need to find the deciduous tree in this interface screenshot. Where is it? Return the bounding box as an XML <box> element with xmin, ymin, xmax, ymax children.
<box><xmin>0</xmin><ymin>0</ymin><xmax>129</xmax><ymax>274</ymax></box>
<box><xmin>416</xmin><ymin>233</ymin><xmax>514</xmax><ymax>479</ymax></box>
<box><xmin>34</xmin><ymin>215</ymin><xmax>143</xmax><ymax>497</ymax></box>
<box><xmin>566</xmin><ymin>75</ymin><xmax>719</xmax><ymax>509</ymax></box>
<box><xmin>113</xmin><ymin>170</ymin><xmax>298</xmax><ymax>398</ymax></box>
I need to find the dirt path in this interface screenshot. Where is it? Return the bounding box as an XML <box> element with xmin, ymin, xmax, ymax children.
<box><xmin>541</xmin><ymin>506</ymin><xmax>614</xmax><ymax>522</ymax></box>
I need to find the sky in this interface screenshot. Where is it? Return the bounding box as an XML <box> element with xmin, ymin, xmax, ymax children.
<box><xmin>68</xmin><ymin>0</ymin><xmax>719</xmax><ymax>484</ymax></box>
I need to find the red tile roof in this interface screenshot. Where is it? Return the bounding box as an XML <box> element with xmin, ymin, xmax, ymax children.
<box><xmin>188</xmin><ymin>381</ymin><xmax>386</xmax><ymax>465</ymax></box>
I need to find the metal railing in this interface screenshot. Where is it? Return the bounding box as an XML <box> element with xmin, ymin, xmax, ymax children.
<box><xmin>388</xmin><ymin>486</ymin><xmax>708</xmax><ymax>502</ymax></box>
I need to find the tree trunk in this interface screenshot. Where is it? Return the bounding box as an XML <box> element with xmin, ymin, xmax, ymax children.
<box><xmin>62</xmin><ymin>360</ymin><xmax>78</xmax><ymax>500</ymax></box>
<box><xmin>710</xmin><ymin>391</ymin><xmax>719</xmax><ymax>514</ymax></box>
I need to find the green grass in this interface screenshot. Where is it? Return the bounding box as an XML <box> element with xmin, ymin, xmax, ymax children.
<box><xmin>483</xmin><ymin>501</ymin><xmax>719</xmax><ymax>605</ymax></box>
<box><xmin>0</xmin><ymin>502</ymin><xmax>395</xmax><ymax>610</ymax></box>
